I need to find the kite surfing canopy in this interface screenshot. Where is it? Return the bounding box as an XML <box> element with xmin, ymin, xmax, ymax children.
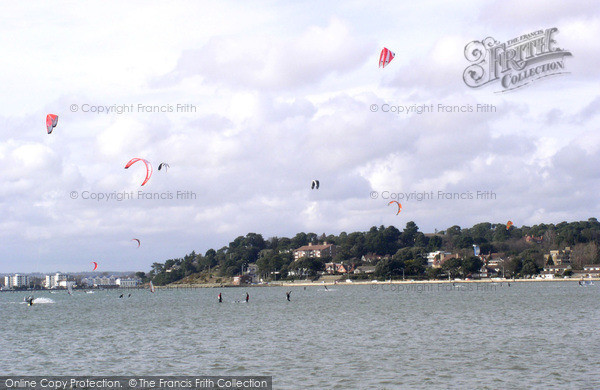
<box><xmin>46</xmin><ymin>114</ymin><xmax>58</xmax><ymax>134</ymax></box>
<box><xmin>388</xmin><ymin>200</ymin><xmax>402</xmax><ymax>215</ymax></box>
<box><xmin>379</xmin><ymin>47</ymin><xmax>395</xmax><ymax>68</ymax></box>
<box><xmin>124</xmin><ymin>158</ymin><xmax>153</xmax><ymax>186</ymax></box>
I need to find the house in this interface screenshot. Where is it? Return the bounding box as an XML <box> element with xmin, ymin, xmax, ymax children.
<box><xmin>324</xmin><ymin>263</ymin><xmax>354</xmax><ymax>274</ymax></box>
<box><xmin>485</xmin><ymin>253</ymin><xmax>506</xmax><ymax>267</ymax></box>
<box><xmin>232</xmin><ymin>275</ymin><xmax>253</xmax><ymax>285</ymax></box>
<box><xmin>287</xmin><ymin>268</ymin><xmax>309</xmax><ymax>277</ymax></box>
<box><xmin>525</xmin><ymin>235</ymin><xmax>543</xmax><ymax>244</ymax></box>
<box><xmin>293</xmin><ymin>242</ymin><xmax>336</xmax><ymax>260</ymax></box>
<box><xmin>354</xmin><ymin>266</ymin><xmax>376</xmax><ymax>274</ymax></box>
<box><xmin>542</xmin><ymin>264</ymin><xmax>572</xmax><ymax>277</ymax></box>
<box><xmin>546</xmin><ymin>248</ymin><xmax>571</xmax><ymax>265</ymax></box>
<box><xmin>582</xmin><ymin>264</ymin><xmax>600</xmax><ymax>278</ymax></box>
<box><xmin>82</xmin><ymin>275</ymin><xmax>117</xmax><ymax>287</ymax></box>
<box><xmin>426</xmin><ymin>251</ymin><xmax>451</xmax><ymax>268</ymax></box>
<box><xmin>244</xmin><ymin>263</ymin><xmax>259</xmax><ymax>283</ymax></box>
<box><xmin>116</xmin><ymin>278</ymin><xmax>140</xmax><ymax>287</ymax></box>
<box><xmin>165</xmin><ymin>265</ymin><xmax>181</xmax><ymax>273</ymax></box>
<box><xmin>440</xmin><ymin>253</ymin><xmax>460</xmax><ymax>266</ymax></box>
<box><xmin>485</xmin><ymin>266</ymin><xmax>500</xmax><ymax>278</ymax></box>
<box><xmin>539</xmin><ymin>271</ymin><xmax>556</xmax><ymax>279</ymax></box>
<box><xmin>361</xmin><ymin>253</ymin><xmax>390</xmax><ymax>263</ymax></box>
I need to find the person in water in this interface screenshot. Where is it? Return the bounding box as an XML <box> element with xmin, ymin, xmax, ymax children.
<box><xmin>218</xmin><ymin>293</ymin><xmax>222</xmax><ymax>303</ymax></box>
<box><xmin>286</xmin><ymin>291</ymin><xmax>291</xmax><ymax>301</ymax></box>
<box><xmin>25</xmin><ymin>296</ymin><xmax>34</xmax><ymax>306</ymax></box>
<box><xmin>245</xmin><ymin>292</ymin><xmax>249</xmax><ymax>303</ymax></box>
<box><xmin>119</xmin><ymin>294</ymin><xmax>123</xmax><ymax>298</ymax></box>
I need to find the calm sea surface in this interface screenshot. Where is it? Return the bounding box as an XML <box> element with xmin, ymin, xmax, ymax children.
<box><xmin>1</xmin><ymin>282</ymin><xmax>599</xmax><ymax>389</ymax></box>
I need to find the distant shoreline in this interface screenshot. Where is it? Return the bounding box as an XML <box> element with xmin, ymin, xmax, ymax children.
<box><xmin>164</xmin><ymin>277</ymin><xmax>600</xmax><ymax>288</ymax></box>
<box><xmin>2</xmin><ymin>278</ymin><xmax>596</xmax><ymax>292</ymax></box>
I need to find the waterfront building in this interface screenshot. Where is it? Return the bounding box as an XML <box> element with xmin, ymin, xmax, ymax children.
<box><xmin>293</xmin><ymin>242</ymin><xmax>336</xmax><ymax>260</ymax></box>
<box><xmin>4</xmin><ymin>274</ymin><xmax>30</xmax><ymax>288</ymax></box>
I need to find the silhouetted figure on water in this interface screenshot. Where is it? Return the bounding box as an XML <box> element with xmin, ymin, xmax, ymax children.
<box><xmin>218</xmin><ymin>293</ymin><xmax>222</xmax><ymax>303</ymax></box>
<box><xmin>286</xmin><ymin>291</ymin><xmax>291</xmax><ymax>301</ymax></box>
<box><xmin>245</xmin><ymin>293</ymin><xmax>249</xmax><ymax>303</ymax></box>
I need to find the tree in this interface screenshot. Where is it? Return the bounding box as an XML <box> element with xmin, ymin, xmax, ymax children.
<box><xmin>505</xmin><ymin>257</ymin><xmax>522</xmax><ymax>277</ymax></box>
<box><xmin>427</xmin><ymin>235</ymin><xmax>443</xmax><ymax>251</ymax></box>
<box><xmin>425</xmin><ymin>267</ymin><xmax>443</xmax><ymax>280</ymax></box>
<box><xmin>291</xmin><ymin>232</ymin><xmax>308</xmax><ymax>248</ymax></box>
<box><xmin>461</xmin><ymin>256</ymin><xmax>483</xmax><ymax>276</ymax></box>
<box><xmin>135</xmin><ymin>272</ymin><xmax>146</xmax><ymax>282</ymax></box>
<box><xmin>374</xmin><ymin>258</ymin><xmax>404</xmax><ymax>278</ymax></box>
<box><xmin>520</xmin><ymin>259</ymin><xmax>539</xmax><ymax>276</ymax></box>
<box><xmin>442</xmin><ymin>257</ymin><xmax>462</xmax><ymax>279</ymax></box>
<box><xmin>570</xmin><ymin>242</ymin><xmax>599</xmax><ymax>269</ymax></box>
<box><xmin>402</xmin><ymin>221</ymin><xmax>420</xmax><ymax>246</ymax></box>
<box><xmin>563</xmin><ymin>269</ymin><xmax>573</xmax><ymax>277</ymax></box>
<box><xmin>292</xmin><ymin>257</ymin><xmax>324</xmax><ymax>277</ymax></box>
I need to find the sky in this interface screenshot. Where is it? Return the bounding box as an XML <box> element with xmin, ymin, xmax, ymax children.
<box><xmin>1</xmin><ymin>1</ymin><xmax>599</xmax><ymax>273</ymax></box>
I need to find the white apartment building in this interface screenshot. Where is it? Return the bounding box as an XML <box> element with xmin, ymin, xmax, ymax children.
<box><xmin>4</xmin><ymin>274</ymin><xmax>30</xmax><ymax>288</ymax></box>
<box><xmin>45</xmin><ymin>273</ymin><xmax>68</xmax><ymax>289</ymax></box>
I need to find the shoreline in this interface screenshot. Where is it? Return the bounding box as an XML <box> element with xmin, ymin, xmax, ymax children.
<box><xmin>2</xmin><ymin>278</ymin><xmax>596</xmax><ymax>292</ymax></box>
<box><xmin>166</xmin><ymin>277</ymin><xmax>600</xmax><ymax>288</ymax></box>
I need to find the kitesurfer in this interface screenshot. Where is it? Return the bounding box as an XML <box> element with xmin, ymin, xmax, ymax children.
<box><xmin>218</xmin><ymin>293</ymin><xmax>222</xmax><ymax>303</ymax></box>
<box><xmin>286</xmin><ymin>291</ymin><xmax>291</xmax><ymax>301</ymax></box>
<box><xmin>245</xmin><ymin>293</ymin><xmax>249</xmax><ymax>303</ymax></box>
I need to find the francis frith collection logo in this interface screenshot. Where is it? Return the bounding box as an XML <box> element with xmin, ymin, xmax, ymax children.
<box><xmin>463</xmin><ymin>28</ymin><xmax>572</xmax><ymax>92</ymax></box>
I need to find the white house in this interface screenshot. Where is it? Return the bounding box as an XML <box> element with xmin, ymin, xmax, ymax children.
<box><xmin>116</xmin><ymin>278</ymin><xmax>140</xmax><ymax>287</ymax></box>
<box><xmin>426</xmin><ymin>251</ymin><xmax>451</xmax><ymax>268</ymax></box>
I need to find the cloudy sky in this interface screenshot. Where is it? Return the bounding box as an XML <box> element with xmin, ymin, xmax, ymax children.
<box><xmin>1</xmin><ymin>1</ymin><xmax>599</xmax><ymax>273</ymax></box>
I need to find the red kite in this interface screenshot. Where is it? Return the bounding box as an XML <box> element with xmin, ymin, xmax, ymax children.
<box><xmin>46</xmin><ymin>114</ymin><xmax>58</xmax><ymax>134</ymax></box>
<box><xmin>379</xmin><ymin>47</ymin><xmax>395</xmax><ymax>68</ymax></box>
<box><xmin>125</xmin><ymin>158</ymin><xmax>152</xmax><ymax>186</ymax></box>
<box><xmin>388</xmin><ymin>200</ymin><xmax>402</xmax><ymax>215</ymax></box>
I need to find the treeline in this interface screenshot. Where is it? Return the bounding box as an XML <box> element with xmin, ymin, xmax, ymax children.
<box><xmin>144</xmin><ymin>218</ymin><xmax>600</xmax><ymax>285</ymax></box>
